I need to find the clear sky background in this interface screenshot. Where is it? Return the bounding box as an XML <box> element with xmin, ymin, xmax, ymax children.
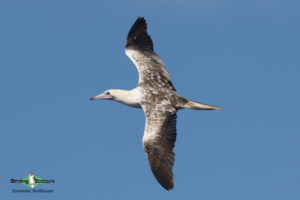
<box><xmin>1</xmin><ymin>0</ymin><xmax>299</xmax><ymax>199</ymax></box>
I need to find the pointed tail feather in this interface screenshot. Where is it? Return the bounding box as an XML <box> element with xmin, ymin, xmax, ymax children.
<box><xmin>183</xmin><ymin>99</ymin><xmax>223</xmax><ymax>110</ymax></box>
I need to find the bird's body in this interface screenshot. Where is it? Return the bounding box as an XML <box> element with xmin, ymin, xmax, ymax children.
<box><xmin>90</xmin><ymin>17</ymin><xmax>222</xmax><ymax>190</ymax></box>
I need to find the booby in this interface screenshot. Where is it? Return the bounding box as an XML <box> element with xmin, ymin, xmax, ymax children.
<box><xmin>90</xmin><ymin>17</ymin><xmax>223</xmax><ymax>190</ymax></box>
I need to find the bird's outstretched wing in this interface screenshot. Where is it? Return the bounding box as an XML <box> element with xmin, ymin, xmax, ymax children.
<box><xmin>125</xmin><ymin>17</ymin><xmax>176</xmax><ymax>91</ymax></box>
<box><xmin>126</xmin><ymin>17</ymin><xmax>178</xmax><ymax>190</ymax></box>
<box><xmin>142</xmin><ymin>107</ymin><xmax>177</xmax><ymax>190</ymax></box>
<box><xmin>126</xmin><ymin>17</ymin><xmax>153</xmax><ymax>51</ymax></box>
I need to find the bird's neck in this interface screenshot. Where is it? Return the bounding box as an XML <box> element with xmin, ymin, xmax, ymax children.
<box><xmin>112</xmin><ymin>88</ymin><xmax>141</xmax><ymax>108</ymax></box>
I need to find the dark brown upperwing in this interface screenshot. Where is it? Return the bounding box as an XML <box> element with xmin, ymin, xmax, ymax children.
<box><xmin>143</xmin><ymin>113</ymin><xmax>177</xmax><ymax>190</ymax></box>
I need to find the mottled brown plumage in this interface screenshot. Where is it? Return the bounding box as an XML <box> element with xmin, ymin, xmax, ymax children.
<box><xmin>125</xmin><ymin>17</ymin><xmax>181</xmax><ymax>190</ymax></box>
<box><xmin>124</xmin><ymin>17</ymin><xmax>222</xmax><ymax>190</ymax></box>
<box><xmin>90</xmin><ymin>17</ymin><xmax>223</xmax><ymax>191</ymax></box>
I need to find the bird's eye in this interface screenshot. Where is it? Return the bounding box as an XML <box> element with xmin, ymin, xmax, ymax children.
<box><xmin>106</xmin><ymin>91</ymin><xmax>110</xmax><ymax>95</ymax></box>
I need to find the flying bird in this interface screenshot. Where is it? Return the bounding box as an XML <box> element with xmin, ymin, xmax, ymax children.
<box><xmin>90</xmin><ymin>17</ymin><xmax>223</xmax><ymax>190</ymax></box>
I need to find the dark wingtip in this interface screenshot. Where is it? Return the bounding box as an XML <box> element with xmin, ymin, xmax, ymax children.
<box><xmin>162</xmin><ymin>183</ymin><xmax>174</xmax><ymax>191</ymax></box>
<box><xmin>129</xmin><ymin>17</ymin><xmax>147</xmax><ymax>35</ymax></box>
<box><xmin>126</xmin><ymin>17</ymin><xmax>153</xmax><ymax>51</ymax></box>
<box><xmin>158</xmin><ymin>177</ymin><xmax>174</xmax><ymax>191</ymax></box>
<box><xmin>136</xmin><ymin>16</ymin><xmax>146</xmax><ymax>24</ymax></box>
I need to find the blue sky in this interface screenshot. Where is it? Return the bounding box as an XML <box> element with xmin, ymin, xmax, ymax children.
<box><xmin>1</xmin><ymin>0</ymin><xmax>299</xmax><ymax>199</ymax></box>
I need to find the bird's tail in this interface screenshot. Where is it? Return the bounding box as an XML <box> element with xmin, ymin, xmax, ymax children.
<box><xmin>182</xmin><ymin>99</ymin><xmax>223</xmax><ymax>110</ymax></box>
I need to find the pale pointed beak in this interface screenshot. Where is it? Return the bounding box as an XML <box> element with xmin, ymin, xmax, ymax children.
<box><xmin>90</xmin><ymin>92</ymin><xmax>113</xmax><ymax>100</ymax></box>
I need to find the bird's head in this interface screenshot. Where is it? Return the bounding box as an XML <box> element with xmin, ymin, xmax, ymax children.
<box><xmin>90</xmin><ymin>89</ymin><xmax>115</xmax><ymax>100</ymax></box>
<box><xmin>90</xmin><ymin>89</ymin><xmax>140</xmax><ymax>108</ymax></box>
